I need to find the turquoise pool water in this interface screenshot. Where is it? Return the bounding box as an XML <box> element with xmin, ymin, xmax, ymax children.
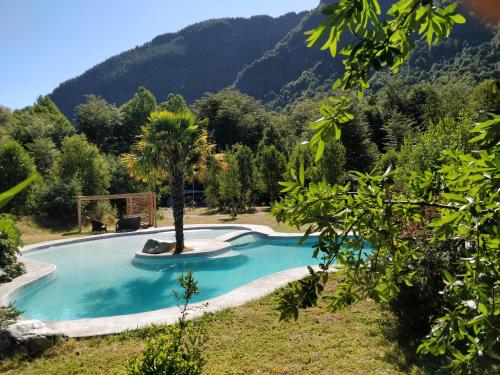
<box><xmin>13</xmin><ymin>229</ymin><xmax>327</xmax><ymax>321</ymax></box>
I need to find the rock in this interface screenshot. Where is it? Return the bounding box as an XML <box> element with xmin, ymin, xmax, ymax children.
<box><xmin>0</xmin><ymin>319</ymin><xmax>67</xmax><ymax>356</ymax></box>
<box><xmin>142</xmin><ymin>239</ymin><xmax>175</xmax><ymax>254</ymax></box>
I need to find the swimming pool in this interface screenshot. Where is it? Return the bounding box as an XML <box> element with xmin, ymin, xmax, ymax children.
<box><xmin>11</xmin><ymin>228</ymin><xmax>324</xmax><ymax>321</ymax></box>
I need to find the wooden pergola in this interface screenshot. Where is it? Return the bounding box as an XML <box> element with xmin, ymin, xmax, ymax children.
<box><xmin>77</xmin><ymin>192</ymin><xmax>156</xmax><ymax>232</ymax></box>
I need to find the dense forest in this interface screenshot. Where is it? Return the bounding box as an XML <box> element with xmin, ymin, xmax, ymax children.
<box><xmin>50</xmin><ymin>12</ymin><xmax>306</xmax><ymax>119</ymax></box>
<box><xmin>0</xmin><ymin>76</ymin><xmax>497</xmax><ymax>220</ymax></box>
<box><xmin>49</xmin><ymin>0</ymin><xmax>498</xmax><ymax>119</ymax></box>
<box><xmin>0</xmin><ymin>0</ymin><xmax>497</xmax><ymax>222</ymax></box>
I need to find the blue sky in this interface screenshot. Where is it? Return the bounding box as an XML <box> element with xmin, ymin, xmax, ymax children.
<box><xmin>0</xmin><ymin>0</ymin><xmax>318</xmax><ymax>110</ymax></box>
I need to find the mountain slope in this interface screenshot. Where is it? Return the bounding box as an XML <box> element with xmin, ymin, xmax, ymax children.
<box><xmin>51</xmin><ymin>1</ymin><xmax>498</xmax><ymax>119</ymax></box>
<box><xmin>50</xmin><ymin>12</ymin><xmax>305</xmax><ymax>118</ymax></box>
<box><xmin>233</xmin><ymin>5</ymin><xmax>337</xmax><ymax>104</ymax></box>
<box><xmin>234</xmin><ymin>1</ymin><xmax>498</xmax><ymax>110</ymax></box>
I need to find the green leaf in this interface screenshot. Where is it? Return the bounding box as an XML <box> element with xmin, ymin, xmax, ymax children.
<box><xmin>478</xmin><ymin>303</ymin><xmax>488</xmax><ymax>315</ymax></box>
<box><xmin>428</xmin><ymin>212</ymin><xmax>459</xmax><ymax>227</ymax></box>
<box><xmin>0</xmin><ymin>176</ymin><xmax>35</xmax><ymax>209</ymax></box>
<box><xmin>299</xmin><ymin>162</ymin><xmax>305</xmax><ymax>186</ymax></box>
<box><xmin>315</xmin><ymin>139</ymin><xmax>325</xmax><ymax>162</ymax></box>
<box><xmin>443</xmin><ymin>270</ymin><xmax>453</xmax><ymax>283</ymax></box>
<box><xmin>440</xmin><ymin>193</ymin><xmax>467</xmax><ymax>203</ymax></box>
<box><xmin>450</xmin><ymin>13</ymin><xmax>466</xmax><ymax>24</ymax></box>
<box><xmin>334</xmin><ymin>123</ymin><xmax>342</xmax><ymax>140</ymax></box>
<box><xmin>448</xmin><ymin>345</ymin><xmax>466</xmax><ymax>361</ymax></box>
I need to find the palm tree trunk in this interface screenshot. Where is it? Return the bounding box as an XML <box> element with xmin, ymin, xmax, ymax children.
<box><xmin>171</xmin><ymin>169</ymin><xmax>185</xmax><ymax>253</ymax></box>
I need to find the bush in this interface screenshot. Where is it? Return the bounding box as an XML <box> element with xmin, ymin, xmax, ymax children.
<box><xmin>37</xmin><ymin>179</ymin><xmax>81</xmax><ymax>220</ymax></box>
<box><xmin>0</xmin><ymin>304</ymin><xmax>20</xmax><ymax>330</ymax></box>
<box><xmin>128</xmin><ymin>270</ymin><xmax>205</xmax><ymax>375</ymax></box>
<box><xmin>203</xmin><ymin>156</ymin><xmax>224</xmax><ymax>210</ymax></box>
<box><xmin>0</xmin><ymin>141</ymin><xmax>38</xmax><ymax>215</ymax></box>
<box><xmin>257</xmin><ymin>145</ymin><xmax>287</xmax><ymax>203</ymax></box>
<box><xmin>85</xmin><ymin>200</ymin><xmax>117</xmax><ymax>226</ymax></box>
<box><xmin>218</xmin><ymin>153</ymin><xmax>241</xmax><ymax>216</ymax></box>
<box><xmin>0</xmin><ymin>217</ymin><xmax>24</xmax><ymax>282</ymax></box>
<box><xmin>52</xmin><ymin>134</ymin><xmax>110</xmax><ymax>196</ymax></box>
<box><xmin>388</xmin><ymin>238</ymin><xmax>462</xmax><ymax>342</ymax></box>
<box><xmin>128</xmin><ymin>327</ymin><xmax>203</xmax><ymax>375</ymax></box>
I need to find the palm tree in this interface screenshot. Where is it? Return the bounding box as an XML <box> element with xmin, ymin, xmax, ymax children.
<box><xmin>124</xmin><ymin>110</ymin><xmax>212</xmax><ymax>252</ymax></box>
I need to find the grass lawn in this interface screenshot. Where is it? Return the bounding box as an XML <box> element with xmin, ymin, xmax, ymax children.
<box><xmin>3</xmin><ymin>210</ymin><xmax>437</xmax><ymax>374</ymax></box>
<box><xmin>16</xmin><ymin>208</ymin><xmax>299</xmax><ymax>246</ymax></box>
<box><xmin>0</xmin><ymin>284</ymin><xmax>432</xmax><ymax>375</ymax></box>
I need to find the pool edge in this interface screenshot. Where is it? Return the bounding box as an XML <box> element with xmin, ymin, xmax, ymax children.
<box><xmin>45</xmin><ymin>264</ymin><xmax>325</xmax><ymax>337</ymax></box>
<box><xmin>2</xmin><ymin>224</ymin><xmax>323</xmax><ymax>337</ymax></box>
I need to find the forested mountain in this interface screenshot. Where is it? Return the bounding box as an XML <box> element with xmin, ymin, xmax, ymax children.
<box><xmin>235</xmin><ymin>1</ymin><xmax>498</xmax><ymax>110</ymax></box>
<box><xmin>50</xmin><ymin>0</ymin><xmax>499</xmax><ymax>118</ymax></box>
<box><xmin>50</xmin><ymin>12</ymin><xmax>305</xmax><ymax>118</ymax></box>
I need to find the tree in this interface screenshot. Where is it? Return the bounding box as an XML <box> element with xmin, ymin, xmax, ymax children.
<box><xmin>107</xmin><ymin>155</ymin><xmax>146</xmax><ymax>195</ymax></box>
<box><xmin>75</xmin><ymin>95</ymin><xmax>123</xmax><ymax>154</ymax></box>
<box><xmin>470</xmin><ymin>79</ymin><xmax>500</xmax><ymax>113</ymax></box>
<box><xmin>27</xmin><ymin>96</ymin><xmax>75</xmax><ymax>144</ymax></box>
<box><xmin>257</xmin><ymin>145</ymin><xmax>286</xmax><ymax>204</ymax></box>
<box><xmin>272</xmin><ymin>1</ymin><xmax>498</xmax><ymax>371</ymax></box>
<box><xmin>0</xmin><ymin>141</ymin><xmax>38</xmax><ymax>214</ymax></box>
<box><xmin>359</xmin><ymin>102</ymin><xmax>385</xmax><ymax>152</ymax></box>
<box><xmin>218</xmin><ymin>153</ymin><xmax>241</xmax><ymax>216</ymax></box>
<box><xmin>203</xmin><ymin>156</ymin><xmax>223</xmax><ymax>209</ymax></box>
<box><xmin>8</xmin><ymin>97</ymin><xmax>74</xmax><ymax>147</ymax></box>
<box><xmin>125</xmin><ymin>110</ymin><xmax>212</xmax><ymax>252</ymax></box>
<box><xmin>257</xmin><ymin>119</ymin><xmax>293</xmax><ymax>156</ymax></box>
<box><xmin>120</xmin><ymin>86</ymin><xmax>157</xmax><ymax>152</ymax></box>
<box><xmin>286</xmin><ymin>97</ymin><xmax>324</xmax><ymax>139</ymax></box>
<box><xmin>232</xmin><ymin>144</ymin><xmax>255</xmax><ymax>209</ymax></box>
<box><xmin>158</xmin><ymin>93</ymin><xmax>189</xmax><ymax>113</ymax></box>
<box><xmin>195</xmin><ymin>88</ymin><xmax>270</xmax><ymax>150</ymax></box>
<box><xmin>128</xmin><ymin>271</ymin><xmax>205</xmax><ymax>374</ymax></box>
<box><xmin>287</xmin><ymin>141</ymin><xmax>345</xmax><ymax>185</ymax></box>
<box><xmin>397</xmin><ymin>115</ymin><xmax>473</xmax><ymax>178</ymax></box>
<box><xmin>27</xmin><ymin>138</ymin><xmax>59</xmax><ymax>177</ymax></box>
<box><xmin>382</xmin><ymin>109</ymin><xmax>416</xmax><ymax>151</ymax></box>
<box><xmin>340</xmin><ymin>112</ymin><xmax>379</xmax><ymax>171</ymax></box>
<box><xmin>9</xmin><ymin>112</ymin><xmax>56</xmax><ymax>146</ymax></box>
<box><xmin>52</xmin><ymin>134</ymin><xmax>110</xmax><ymax>196</ymax></box>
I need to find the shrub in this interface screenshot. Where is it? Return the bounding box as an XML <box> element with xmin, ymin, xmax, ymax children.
<box><xmin>128</xmin><ymin>270</ymin><xmax>205</xmax><ymax>375</ymax></box>
<box><xmin>388</xmin><ymin>238</ymin><xmax>462</xmax><ymax>342</ymax></box>
<box><xmin>0</xmin><ymin>217</ymin><xmax>24</xmax><ymax>282</ymax></box>
<box><xmin>85</xmin><ymin>200</ymin><xmax>118</xmax><ymax>226</ymax></box>
<box><xmin>218</xmin><ymin>153</ymin><xmax>241</xmax><ymax>216</ymax></box>
<box><xmin>52</xmin><ymin>134</ymin><xmax>110</xmax><ymax>196</ymax></box>
<box><xmin>128</xmin><ymin>327</ymin><xmax>203</xmax><ymax>375</ymax></box>
<box><xmin>37</xmin><ymin>179</ymin><xmax>81</xmax><ymax>220</ymax></box>
<box><xmin>257</xmin><ymin>145</ymin><xmax>286</xmax><ymax>203</ymax></box>
<box><xmin>0</xmin><ymin>304</ymin><xmax>20</xmax><ymax>330</ymax></box>
<box><xmin>0</xmin><ymin>141</ymin><xmax>38</xmax><ymax>215</ymax></box>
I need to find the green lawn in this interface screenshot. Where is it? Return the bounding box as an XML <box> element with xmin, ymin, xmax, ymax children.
<box><xmin>16</xmin><ymin>210</ymin><xmax>299</xmax><ymax>246</ymax></box>
<box><xmin>1</xmin><ymin>284</ymin><xmax>435</xmax><ymax>375</ymax></box>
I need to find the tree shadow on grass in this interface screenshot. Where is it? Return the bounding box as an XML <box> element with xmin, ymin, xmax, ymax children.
<box><xmin>30</xmin><ymin>215</ymin><xmax>77</xmax><ymax>232</ymax></box>
<box><xmin>378</xmin><ymin>312</ymin><xmax>442</xmax><ymax>374</ymax></box>
<box><xmin>219</xmin><ymin>217</ymin><xmax>237</xmax><ymax>223</ymax></box>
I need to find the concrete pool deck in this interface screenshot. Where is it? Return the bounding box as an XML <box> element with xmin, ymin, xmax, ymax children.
<box><xmin>0</xmin><ymin>224</ymin><xmax>323</xmax><ymax>337</ymax></box>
